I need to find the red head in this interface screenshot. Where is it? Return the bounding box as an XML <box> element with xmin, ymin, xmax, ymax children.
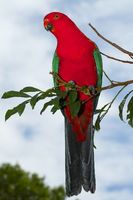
<box><xmin>43</xmin><ymin>12</ymin><xmax>94</xmax><ymax>58</ymax></box>
<box><xmin>43</xmin><ymin>12</ymin><xmax>79</xmax><ymax>39</ymax></box>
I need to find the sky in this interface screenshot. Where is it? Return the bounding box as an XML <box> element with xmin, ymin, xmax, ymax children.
<box><xmin>0</xmin><ymin>0</ymin><xmax>133</xmax><ymax>199</ymax></box>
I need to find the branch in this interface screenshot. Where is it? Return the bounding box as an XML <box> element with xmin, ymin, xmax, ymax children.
<box><xmin>100</xmin><ymin>52</ymin><xmax>133</xmax><ymax>64</ymax></box>
<box><xmin>50</xmin><ymin>72</ymin><xmax>133</xmax><ymax>94</ymax></box>
<box><xmin>89</xmin><ymin>23</ymin><xmax>133</xmax><ymax>59</ymax></box>
<box><xmin>103</xmin><ymin>70</ymin><xmax>114</xmax><ymax>84</ymax></box>
<box><xmin>100</xmin><ymin>79</ymin><xmax>133</xmax><ymax>92</ymax></box>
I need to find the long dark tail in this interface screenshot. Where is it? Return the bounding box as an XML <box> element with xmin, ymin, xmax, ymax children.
<box><xmin>65</xmin><ymin>117</ymin><xmax>96</xmax><ymax>196</ymax></box>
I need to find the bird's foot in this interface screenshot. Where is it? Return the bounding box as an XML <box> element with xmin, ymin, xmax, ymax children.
<box><xmin>68</xmin><ymin>80</ymin><xmax>75</xmax><ymax>85</ymax></box>
<box><xmin>66</xmin><ymin>80</ymin><xmax>76</xmax><ymax>90</ymax></box>
<box><xmin>88</xmin><ymin>85</ymin><xmax>96</xmax><ymax>95</ymax></box>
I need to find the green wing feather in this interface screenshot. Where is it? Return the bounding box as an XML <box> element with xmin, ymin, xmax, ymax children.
<box><xmin>93</xmin><ymin>47</ymin><xmax>103</xmax><ymax>109</ymax></box>
<box><xmin>52</xmin><ymin>52</ymin><xmax>59</xmax><ymax>86</ymax></box>
<box><xmin>93</xmin><ymin>47</ymin><xmax>103</xmax><ymax>88</ymax></box>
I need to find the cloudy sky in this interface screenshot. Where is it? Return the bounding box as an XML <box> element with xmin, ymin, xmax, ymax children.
<box><xmin>0</xmin><ymin>0</ymin><xmax>133</xmax><ymax>199</ymax></box>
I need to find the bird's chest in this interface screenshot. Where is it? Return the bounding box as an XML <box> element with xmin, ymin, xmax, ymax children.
<box><xmin>58</xmin><ymin>53</ymin><xmax>97</xmax><ymax>86</ymax></box>
<box><xmin>57</xmin><ymin>42</ymin><xmax>86</xmax><ymax>60</ymax></box>
<box><xmin>56</xmin><ymin>41</ymin><xmax>97</xmax><ymax>86</ymax></box>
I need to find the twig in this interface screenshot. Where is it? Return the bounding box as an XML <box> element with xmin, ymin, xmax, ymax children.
<box><xmin>50</xmin><ymin>72</ymin><xmax>133</xmax><ymax>94</ymax></box>
<box><xmin>89</xmin><ymin>23</ymin><xmax>133</xmax><ymax>59</ymax></box>
<box><xmin>50</xmin><ymin>72</ymin><xmax>81</xmax><ymax>90</ymax></box>
<box><xmin>100</xmin><ymin>52</ymin><xmax>133</xmax><ymax>64</ymax></box>
<box><xmin>96</xmin><ymin>85</ymin><xmax>127</xmax><ymax>125</ymax></box>
<box><xmin>103</xmin><ymin>70</ymin><xmax>114</xmax><ymax>84</ymax></box>
<box><xmin>100</xmin><ymin>79</ymin><xmax>133</xmax><ymax>92</ymax></box>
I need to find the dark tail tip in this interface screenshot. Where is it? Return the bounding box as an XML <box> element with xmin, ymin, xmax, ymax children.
<box><xmin>82</xmin><ymin>178</ymin><xmax>96</xmax><ymax>193</ymax></box>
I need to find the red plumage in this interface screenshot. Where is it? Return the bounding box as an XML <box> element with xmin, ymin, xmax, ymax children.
<box><xmin>44</xmin><ymin>12</ymin><xmax>97</xmax><ymax>141</ymax></box>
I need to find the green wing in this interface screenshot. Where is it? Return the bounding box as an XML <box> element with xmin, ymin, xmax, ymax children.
<box><xmin>52</xmin><ymin>51</ymin><xmax>59</xmax><ymax>87</ymax></box>
<box><xmin>93</xmin><ymin>47</ymin><xmax>103</xmax><ymax>109</ymax></box>
<box><xmin>93</xmin><ymin>47</ymin><xmax>103</xmax><ymax>88</ymax></box>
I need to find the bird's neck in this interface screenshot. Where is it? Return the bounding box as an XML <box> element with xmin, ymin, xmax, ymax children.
<box><xmin>54</xmin><ymin>22</ymin><xmax>92</xmax><ymax>59</ymax></box>
<box><xmin>55</xmin><ymin>26</ymin><xmax>94</xmax><ymax>59</ymax></box>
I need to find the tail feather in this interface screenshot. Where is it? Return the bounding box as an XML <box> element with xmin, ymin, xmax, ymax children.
<box><xmin>65</xmin><ymin>118</ymin><xmax>82</xmax><ymax>196</ymax></box>
<box><xmin>81</xmin><ymin>122</ymin><xmax>96</xmax><ymax>193</ymax></box>
<box><xmin>65</xmin><ymin>118</ymin><xmax>96</xmax><ymax>196</ymax></box>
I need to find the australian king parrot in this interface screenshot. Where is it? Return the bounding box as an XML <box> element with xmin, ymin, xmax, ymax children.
<box><xmin>43</xmin><ymin>12</ymin><xmax>103</xmax><ymax>196</ymax></box>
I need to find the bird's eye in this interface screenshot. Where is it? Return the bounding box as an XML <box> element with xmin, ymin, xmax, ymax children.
<box><xmin>54</xmin><ymin>14</ymin><xmax>59</xmax><ymax>20</ymax></box>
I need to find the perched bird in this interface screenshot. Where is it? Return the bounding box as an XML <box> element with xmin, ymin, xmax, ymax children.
<box><xmin>43</xmin><ymin>12</ymin><xmax>103</xmax><ymax>196</ymax></box>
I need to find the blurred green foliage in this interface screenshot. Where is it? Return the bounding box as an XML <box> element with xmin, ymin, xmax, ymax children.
<box><xmin>0</xmin><ymin>163</ymin><xmax>65</xmax><ymax>200</ymax></box>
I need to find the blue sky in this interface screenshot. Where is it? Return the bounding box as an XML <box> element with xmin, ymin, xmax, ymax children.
<box><xmin>0</xmin><ymin>0</ymin><xmax>133</xmax><ymax>199</ymax></box>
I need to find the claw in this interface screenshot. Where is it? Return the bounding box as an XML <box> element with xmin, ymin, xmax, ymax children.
<box><xmin>68</xmin><ymin>80</ymin><xmax>75</xmax><ymax>85</ymax></box>
<box><xmin>88</xmin><ymin>86</ymin><xmax>96</xmax><ymax>95</ymax></box>
<box><xmin>66</xmin><ymin>80</ymin><xmax>76</xmax><ymax>91</ymax></box>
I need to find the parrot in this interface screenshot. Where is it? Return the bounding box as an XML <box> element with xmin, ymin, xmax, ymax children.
<box><xmin>43</xmin><ymin>12</ymin><xmax>103</xmax><ymax>196</ymax></box>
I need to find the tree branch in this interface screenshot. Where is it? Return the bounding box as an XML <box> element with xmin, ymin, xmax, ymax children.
<box><xmin>50</xmin><ymin>72</ymin><xmax>133</xmax><ymax>94</ymax></box>
<box><xmin>103</xmin><ymin>70</ymin><xmax>114</xmax><ymax>84</ymax></box>
<box><xmin>89</xmin><ymin>23</ymin><xmax>133</xmax><ymax>59</ymax></box>
<box><xmin>99</xmin><ymin>79</ymin><xmax>133</xmax><ymax>92</ymax></box>
<box><xmin>100</xmin><ymin>52</ymin><xmax>133</xmax><ymax>64</ymax></box>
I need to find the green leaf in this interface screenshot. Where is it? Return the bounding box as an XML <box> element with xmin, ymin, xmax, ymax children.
<box><xmin>94</xmin><ymin>115</ymin><xmax>101</xmax><ymax>131</ymax></box>
<box><xmin>45</xmin><ymin>88</ymin><xmax>56</xmax><ymax>95</ymax></box>
<box><xmin>55</xmin><ymin>90</ymin><xmax>68</xmax><ymax>99</ymax></box>
<box><xmin>95</xmin><ymin>103</ymin><xmax>110</xmax><ymax>115</ymax></box>
<box><xmin>5</xmin><ymin>101</ymin><xmax>28</xmax><ymax>121</ymax></box>
<box><xmin>40</xmin><ymin>97</ymin><xmax>59</xmax><ymax>115</ymax></box>
<box><xmin>119</xmin><ymin>90</ymin><xmax>133</xmax><ymax>121</ymax></box>
<box><xmin>20</xmin><ymin>86</ymin><xmax>41</xmax><ymax>93</ymax></box>
<box><xmin>40</xmin><ymin>102</ymin><xmax>51</xmax><ymax>114</ymax></box>
<box><xmin>94</xmin><ymin>103</ymin><xmax>110</xmax><ymax>131</ymax></box>
<box><xmin>17</xmin><ymin>102</ymin><xmax>27</xmax><ymax>116</ymax></box>
<box><xmin>69</xmin><ymin>90</ymin><xmax>78</xmax><ymax>104</ymax></box>
<box><xmin>30</xmin><ymin>93</ymin><xmax>40</xmax><ymax>109</ymax></box>
<box><xmin>127</xmin><ymin>96</ymin><xmax>133</xmax><ymax>127</ymax></box>
<box><xmin>38</xmin><ymin>92</ymin><xmax>56</xmax><ymax>100</ymax></box>
<box><xmin>5</xmin><ymin>108</ymin><xmax>18</xmax><ymax>121</ymax></box>
<box><xmin>40</xmin><ymin>88</ymin><xmax>56</xmax><ymax>99</ymax></box>
<box><xmin>30</xmin><ymin>91</ymin><xmax>56</xmax><ymax>110</ymax></box>
<box><xmin>70</xmin><ymin>100</ymin><xmax>81</xmax><ymax>118</ymax></box>
<box><xmin>51</xmin><ymin>105</ymin><xmax>60</xmax><ymax>114</ymax></box>
<box><xmin>59</xmin><ymin>98</ymin><xmax>68</xmax><ymax>109</ymax></box>
<box><xmin>2</xmin><ymin>91</ymin><xmax>31</xmax><ymax>99</ymax></box>
<box><xmin>95</xmin><ymin>109</ymin><xmax>104</xmax><ymax>114</ymax></box>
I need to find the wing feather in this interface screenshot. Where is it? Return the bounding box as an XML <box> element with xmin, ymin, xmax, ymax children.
<box><xmin>93</xmin><ymin>47</ymin><xmax>103</xmax><ymax>110</ymax></box>
<box><xmin>52</xmin><ymin>52</ymin><xmax>59</xmax><ymax>86</ymax></box>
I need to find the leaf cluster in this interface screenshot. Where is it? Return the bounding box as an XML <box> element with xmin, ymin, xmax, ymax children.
<box><xmin>0</xmin><ymin>163</ymin><xmax>65</xmax><ymax>200</ymax></box>
<box><xmin>119</xmin><ymin>90</ymin><xmax>133</xmax><ymax>127</ymax></box>
<box><xmin>95</xmin><ymin>89</ymin><xmax>133</xmax><ymax>130</ymax></box>
<box><xmin>2</xmin><ymin>70</ymin><xmax>133</xmax><ymax>131</ymax></box>
<box><xmin>2</xmin><ymin>84</ymin><xmax>83</xmax><ymax>121</ymax></box>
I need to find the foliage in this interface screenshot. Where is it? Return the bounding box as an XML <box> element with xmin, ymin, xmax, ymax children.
<box><xmin>0</xmin><ymin>163</ymin><xmax>65</xmax><ymax>200</ymax></box>
<box><xmin>2</xmin><ymin>72</ymin><xmax>133</xmax><ymax>130</ymax></box>
<box><xmin>95</xmin><ymin>86</ymin><xmax>133</xmax><ymax>130</ymax></box>
<box><xmin>118</xmin><ymin>90</ymin><xmax>133</xmax><ymax>127</ymax></box>
<box><xmin>2</xmin><ymin>79</ymin><xmax>84</xmax><ymax>120</ymax></box>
